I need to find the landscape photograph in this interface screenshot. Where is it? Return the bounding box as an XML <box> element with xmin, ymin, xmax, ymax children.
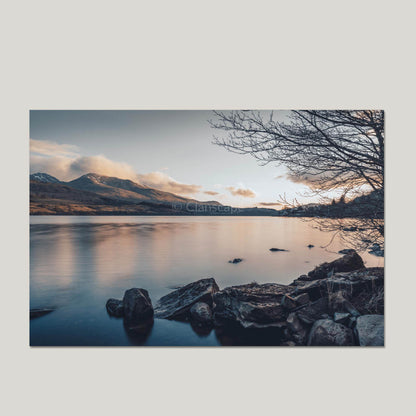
<box><xmin>30</xmin><ymin>110</ymin><xmax>385</xmax><ymax>346</ymax></box>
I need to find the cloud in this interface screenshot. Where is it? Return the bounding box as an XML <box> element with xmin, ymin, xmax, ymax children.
<box><xmin>204</xmin><ymin>190</ymin><xmax>220</xmax><ymax>196</ymax></box>
<box><xmin>30</xmin><ymin>139</ymin><xmax>79</xmax><ymax>157</ymax></box>
<box><xmin>226</xmin><ymin>186</ymin><xmax>256</xmax><ymax>198</ymax></box>
<box><xmin>30</xmin><ymin>139</ymin><xmax>139</xmax><ymax>181</ymax></box>
<box><xmin>259</xmin><ymin>202</ymin><xmax>282</xmax><ymax>206</ymax></box>
<box><xmin>31</xmin><ymin>153</ymin><xmax>140</xmax><ymax>182</ymax></box>
<box><xmin>30</xmin><ymin>139</ymin><xmax>203</xmax><ymax>196</ymax></box>
<box><xmin>137</xmin><ymin>171</ymin><xmax>202</xmax><ymax>195</ymax></box>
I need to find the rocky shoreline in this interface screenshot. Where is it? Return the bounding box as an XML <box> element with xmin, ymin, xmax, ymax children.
<box><xmin>106</xmin><ymin>250</ymin><xmax>384</xmax><ymax>346</ymax></box>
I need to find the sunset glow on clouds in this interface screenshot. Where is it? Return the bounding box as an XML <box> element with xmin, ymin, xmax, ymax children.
<box><xmin>31</xmin><ymin>139</ymin><xmax>139</xmax><ymax>182</ymax></box>
<box><xmin>31</xmin><ymin>139</ymin><xmax>216</xmax><ymax>197</ymax></box>
<box><xmin>137</xmin><ymin>171</ymin><xmax>202</xmax><ymax>195</ymax></box>
<box><xmin>30</xmin><ymin>110</ymin><xmax>327</xmax><ymax>207</ymax></box>
<box><xmin>30</xmin><ymin>138</ymin><xmax>285</xmax><ymax>206</ymax></box>
<box><xmin>226</xmin><ymin>186</ymin><xmax>256</xmax><ymax>198</ymax></box>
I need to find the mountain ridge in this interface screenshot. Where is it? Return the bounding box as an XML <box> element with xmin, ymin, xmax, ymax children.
<box><xmin>30</xmin><ymin>172</ymin><xmax>279</xmax><ymax>216</ymax></box>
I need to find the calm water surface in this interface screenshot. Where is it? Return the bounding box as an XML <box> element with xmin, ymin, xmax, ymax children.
<box><xmin>30</xmin><ymin>216</ymin><xmax>383</xmax><ymax>346</ymax></box>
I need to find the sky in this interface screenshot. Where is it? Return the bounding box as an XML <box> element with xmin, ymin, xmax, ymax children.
<box><xmin>30</xmin><ymin>110</ymin><xmax>313</xmax><ymax>208</ymax></box>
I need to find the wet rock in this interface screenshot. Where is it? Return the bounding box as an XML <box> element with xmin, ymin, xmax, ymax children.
<box><xmin>190</xmin><ymin>302</ymin><xmax>213</xmax><ymax>326</ymax></box>
<box><xmin>213</xmin><ymin>282</ymin><xmax>293</xmax><ymax>329</ymax></box>
<box><xmin>329</xmin><ymin>291</ymin><xmax>361</xmax><ymax>317</ymax></box>
<box><xmin>293</xmin><ymin>279</ymin><xmax>325</xmax><ymax>301</ymax></box>
<box><xmin>30</xmin><ymin>308</ymin><xmax>55</xmax><ymax>320</ymax></box>
<box><xmin>356</xmin><ymin>315</ymin><xmax>384</xmax><ymax>346</ymax></box>
<box><xmin>334</xmin><ymin>312</ymin><xmax>350</xmax><ymax>325</ymax></box>
<box><xmin>348</xmin><ymin>316</ymin><xmax>357</xmax><ymax>329</ymax></box>
<box><xmin>123</xmin><ymin>288</ymin><xmax>154</xmax><ymax>322</ymax></box>
<box><xmin>154</xmin><ymin>278</ymin><xmax>219</xmax><ymax>320</ymax></box>
<box><xmin>269</xmin><ymin>248</ymin><xmax>288</xmax><ymax>252</ymax></box>
<box><xmin>106</xmin><ymin>298</ymin><xmax>124</xmax><ymax>318</ymax></box>
<box><xmin>286</xmin><ymin>312</ymin><xmax>308</xmax><ymax>345</ymax></box>
<box><xmin>281</xmin><ymin>294</ymin><xmax>297</xmax><ymax>310</ymax></box>
<box><xmin>293</xmin><ymin>293</ymin><xmax>310</xmax><ymax>306</ymax></box>
<box><xmin>228</xmin><ymin>258</ymin><xmax>243</xmax><ymax>264</ymax></box>
<box><xmin>297</xmin><ymin>298</ymin><xmax>329</xmax><ymax>325</ymax></box>
<box><xmin>307</xmin><ymin>319</ymin><xmax>355</xmax><ymax>346</ymax></box>
<box><xmin>306</xmin><ymin>250</ymin><xmax>365</xmax><ymax>281</ymax></box>
<box><xmin>338</xmin><ymin>249</ymin><xmax>355</xmax><ymax>255</ymax></box>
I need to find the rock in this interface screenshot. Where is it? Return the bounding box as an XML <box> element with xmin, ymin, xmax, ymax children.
<box><xmin>356</xmin><ymin>315</ymin><xmax>384</xmax><ymax>346</ymax></box>
<box><xmin>286</xmin><ymin>312</ymin><xmax>308</xmax><ymax>344</ymax></box>
<box><xmin>190</xmin><ymin>302</ymin><xmax>213</xmax><ymax>326</ymax></box>
<box><xmin>229</xmin><ymin>258</ymin><xmax>243</xmax><ymax>264</ymax></box>
<box><xmin>307</xmin><ymin>244</ymin><xmax>314</xmax><ymax>248</ymax></box>
<box><xmin>297</xmin><ymin>298</ymin><xmax>329</xmax><ymax>325</ymax></box>
<box><xmin>369</xmin><ymin>249</ymin><xmax>384</xmax><ymax>257</ymax></box>
<box><xmin>338</xmin><ymin>249</ymin><xmax>355</xmax><ymax>254</ymax></box>
<box><xmin>269</xmin><ymin>248</ymin><xmax>288</xmax><ymax>252</ymax></box>
<box><xmin>154</xmin><ymin>278</ymin><xmax>219</xmax><ymax>320</ymax></box>
<box><xmin>291</xmin><ymin>274</ymin><xmax>308</xmax><ymax>284</ymax></box>
<box><xmin>306</xmin><ymin>250</ymin><xmax>365</xmax><ymax>281</ymax></box>
<box><xmin>334</xmin><ymin>312</ymin><xmax>350</xmax><ymax>325</ymax></box>
<box><xmin>122</xmin><ymin>288</ymin><xmax>154</xmax><ymax>322</ymax></box>
<box><xmin>106</xmin><ymin>298</ymin><xmax>124</xmax><ymax>318</ymax></box>
<box><xmin>281</xmin><ymin>294</ymin><xmax>297</xmax><ymax>310</ymax></box>
<box><xmin>293</xmin><ymin>293</ymin><xmax>310</xmax><ymax>306</ymax></box>
<box><xmin>347</xmin><ymin>316</ymin><xmax>357</xmax><ymax>329</ymax></box>
<box><xmin>329</xmin><ymin>291</ymin><xmax>361</xmax><ymax>317</ymax></box>
<box><xmin>213</xmin><ymin>282</ymin><xmax>294</xmax><ymax>329</ymax></box>
<box><xmin>30</xmin><ymin>308</ymin><xmax>54</xmax><ymax>320</ymax></box>
<box><xmin>307</xmin><ymin>319</ymin><xmax>355</xmax><ymax>346</ymax></box>
<box><xmin>293</xmin><ymin>279</ymin><xmax>325</xmax><ymax>301</ymax></box>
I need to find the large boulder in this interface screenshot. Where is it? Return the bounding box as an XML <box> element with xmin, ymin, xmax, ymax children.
<box><xmin>286</xmin><ymin>312</ymin><xmax>308</xmax><ymax>345</ymax></box>
<box><xmin>356</xmin><ymin>315</ymin><xmax>384</xmax><ymax>346</ymax></box>
<box><xmin>106</xmin><ymin>298</ymin><xmax>124</xmax><ymax>318</ymax></box>
<box><xmin>329</xmin><ymin>291</ymin><xmax>361</xmax><ymax>316</ymax></box>
<box><xmin>307</xmin><ymin>319</ymin><xmax>355</xmax><ymax>346</ymax></box>
<box><xmin>213</xmin><ymin>282</ymin><xmax>294</xmax><ymax>329</ymax></box>
<box><xmin>123</xmin><ymin>288</ymin><xmax>154</xmax><ymax>322</ymax></box>
<box><xmin>154</xmin><ymin>278</ymin><xmax>219</xmax><ymax>320</ymax></box>
<box><xmin>293</xmin><ymin>268</ymin><xmax>384</xmax><ymax>301</ymax></box>
<box><xmin>190</xmin><ymin>302</ymin><xmax>213</xmax><ymax>326</ymax></box>
<box><xmin>334</xmin><ymin>312</ymin><xmax>350</xmax><ymax>325</ymax></box>
<box><xmin>296</xmin><ymin>297</ymin><xmax>329</xmax><ymax>325</ymax></box>
<box><xmin>295</xmin><ymin>250</ymin><xmax>365</xmax><ymax>283</ymax></box>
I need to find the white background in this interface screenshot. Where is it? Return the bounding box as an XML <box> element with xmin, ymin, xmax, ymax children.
<box><xmin>1</xmin><ymin>1</ymin><xmax>415</xmax><ymax>415</ymax></box>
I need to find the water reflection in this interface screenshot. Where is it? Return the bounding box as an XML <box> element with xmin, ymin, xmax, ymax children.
<box><xmin>123</xmin><ymin>318</ymin><xmax>154</xmax><ymax>345</ymax></box>
<box><xmin>30</xmin><ymin>216</ymin><xmax>383</xmax><ymax>346</ymax></box>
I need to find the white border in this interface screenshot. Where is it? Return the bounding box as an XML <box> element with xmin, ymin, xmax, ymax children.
<box><xmin>1</xmin><ymin>1</ymin><xmax>415</xmax><ymax>415</ymax></box>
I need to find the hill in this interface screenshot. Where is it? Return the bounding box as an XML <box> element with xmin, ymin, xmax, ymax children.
<box><xmin>30</xmin><ymin>172</ymin><xmax>278</xmax><ymax>216</ymax></box>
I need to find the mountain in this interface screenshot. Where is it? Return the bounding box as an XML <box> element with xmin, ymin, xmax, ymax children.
<box><xmin>66</xmin><ymin>173</ymin><xmax>216</xmax><ymax>206</ymax></box>
<box><xmin>30</xmin><ymin>172</ymin><xmax>61</xmax><ymax>183</ymax></box>
<box><xmin>30</xmin><ymin>172</ymin><xmax>279</xmax><ymax>216</ymax></box>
